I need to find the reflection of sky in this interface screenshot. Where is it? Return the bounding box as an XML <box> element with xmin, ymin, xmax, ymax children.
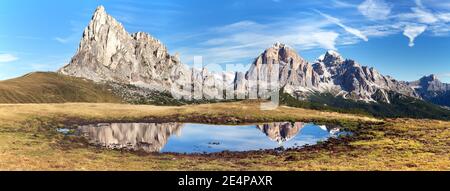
<box><xmin>161</xmin><ymin>123</ymin><xmax>334</xmax><ymax>153</ymax></box>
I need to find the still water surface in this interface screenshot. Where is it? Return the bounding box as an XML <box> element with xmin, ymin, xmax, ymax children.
<box><xmin>59</xmin><ymin>122</ymin><xmax>348</xmax><ymax>153</ymax></box>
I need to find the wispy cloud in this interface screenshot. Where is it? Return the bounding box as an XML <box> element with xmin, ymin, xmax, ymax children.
<box><xmin>358</xmin><ymin>0</ymin><xmax>392</xmax><ymax>20</ymax></box>
<box><xmin>178</xmin><ymin>0</ymin><xmax>450</xmax><ymax>67</ymax></box>
<box><xmin>437</xmin><ymin>13</ymin><xmax>450</xmax><ymax>22</ymax></box>
<box><xmin>398</xmin><ymin>7</ymin><xmax>439</xmax><ymax>24</ymax></box>
<box><xmin>316</xmin><ymin>11</ymin><xmax>369</xmax><ymax>41</ymax></box>
<box><xmin>350</xmin><ymin>0</ymin><xmax>450</xmax><ymax>46</ymax></box>
<box><xmin>54</xmin><ymin>37</ymin><xmax>71</xmax><ymax>44</ymax></box>
<box><xmin>211</xmin><ymin>21</ymin><xmax>266</xmax><ymax>33</ymax></box>
<box><xmin>403</xmin><ymin>25</ymin><xmax>427</xmax><ymax>47</ymax></box>
<box><xmin>360</xmin><ymin>24</ymin><xmax>401</xmax><ymax>37</ymax></box>
<box><xmin>394</xmin><ymin>0</ymin><xmax>450</xmax><ymax>46</ymax></box>
<box><xmin>0</xmin><ymin>54</ymin><xmax>18</xmax><ymax>63</ymax></box>
<box><xmin>174</xmin><ymin>17</ymin><xmax>344</xmax><ymax>66</ymax></box>
<box><xmin>331</xmin><ymin>0</ymin><xmax>357</xmax><ymax>8</ymax></box>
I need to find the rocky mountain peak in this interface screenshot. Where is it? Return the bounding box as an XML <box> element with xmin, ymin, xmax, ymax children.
<box><xmin>60</xmin><ymin>6</ymin><xmax>232</xmax><ymax>100</ymax></box>
<box><xmin>59</xmin><ymin>5</ymin><xmax>184</xmax><ymax>91</ymax></box>
<box><xmin>321</xmin><ymin>50</ymin><xmax>344</xmax><ymax>66</ymax></box>
<box><xmin>88</xmin><ymin>5</ymin><xmax>125</xmax><ymax>34</ymax></box>
<box><xmin>257</xmin><ymin>122</ymin><xmax>304</xmax><ymax>143</ymax></box>
<box><xmin>88</xmin><ymin>6</ymin><xmax>107</xmax><ymax>26</ymax></box>
<box><xmin>254</xmin><ymin>42</ymin><xmax>305</xmax><ymax>66</ymax></box>
<box><xmin>273</xmin><ymin>42</ymin><xmax>285</xmax><ymax>49</ymax></box>
<box><xmin>415</xmin><ymin>74</ymin><xmax>450</xmax><ymax>92</ymax></box>
<box><xmin>312</xmin><ymin>49</ymin><xmax>419</xmax><ymax>102</ymax></box>
<box><xmin>408</xmin><ymin>75</ymin><xmax>450</xmax><ymax>106</ymax></box>
<box><xmin>93</xmin><ymin>5</ymin><xmax>106</xmax><ymax>17</ymax></box>
<box><xmin>420</xmin><ymin>74</ymin><xmax>439</xmax><ymax>83</ymax></box>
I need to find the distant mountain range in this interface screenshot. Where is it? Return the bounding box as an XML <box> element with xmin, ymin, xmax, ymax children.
<box><xmin>55</xmin><ymin>6</ymin><xmax>449</xmax><ymax>119</ymax></box>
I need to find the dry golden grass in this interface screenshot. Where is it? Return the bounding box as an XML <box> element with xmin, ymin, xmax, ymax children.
<box><xmin>0</xmin><ymin>72</ymin><xmax>121</xmax><ymax>103</ymax></box>
<box><xmin>0</xmin><ymin>101</ymin><xmax>379</xmax><ymax>124</ymax></box>
<box><xmin>0</xmin><ymin>102</ymin><xmax>448</xmax><ymax>171</ymax></box>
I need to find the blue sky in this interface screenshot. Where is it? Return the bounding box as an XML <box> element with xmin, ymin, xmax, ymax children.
<box><xmin>0</xmin><ymin>0</ymin><xmax>449</xmax><ymax>82</ymax></box>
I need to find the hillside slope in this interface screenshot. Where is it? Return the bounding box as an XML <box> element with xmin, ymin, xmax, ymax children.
<box><xmin>280</xmin><ymin>91</ymin><xmax>450</xmax><ymax>120</ymax></box>
<box><xmin>0</xmin><ymin>72</ymin><xmax>122</xmax><ymax>103</ymax></box>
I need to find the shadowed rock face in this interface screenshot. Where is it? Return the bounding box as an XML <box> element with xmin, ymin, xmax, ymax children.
<box><xmin>77</xmin><ymin>123</ymin><xmax>183</xmax><ymax>152</ymax></box>
<box><xmin>409</xmin><ymin>75</ymin><xmax>450</xmax><ymax>92</ymax></box>
<box><xmin>256</xmin><ymin>122</ymin><xmax>304</xmax><ymax>143</ymax></box>
<box><xmin>408</xmin><ymin>75</ymin><xmax>450</xmax><ymax>107</ymax></box>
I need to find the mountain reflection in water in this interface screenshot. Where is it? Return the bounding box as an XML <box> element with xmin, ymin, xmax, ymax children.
<box><xmin>72</xmin><ymin>122</ymin><xmax>345</xmax><ymax>153</ymax></box>
<box><xmin>78</xmin><ymin>123</ymin><xmax>183</xmax><ymax>152</ymax></box>
<box><xmin>256</xmin><ymin>122</ymin><xmax>304</xmax><ymax>143</ymax></box>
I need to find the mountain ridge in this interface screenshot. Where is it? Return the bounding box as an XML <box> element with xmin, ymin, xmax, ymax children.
<box><xmin>239</xmin><ymin>42</ymin><xmax>419</xmax><ymax>103</ymax></box>
<box><xmin>56</xmin><ymin>6</ymin><xmax>449</xmax><ymax>119</ymax></box>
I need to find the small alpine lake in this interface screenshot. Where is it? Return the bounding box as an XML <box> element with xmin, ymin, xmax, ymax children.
<box><xmin>58</xmin><ymin>122</ymin><xmax>350</xmax><ymax>154</ymax></box>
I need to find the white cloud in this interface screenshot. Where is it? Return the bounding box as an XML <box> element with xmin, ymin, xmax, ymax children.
<box><xmin>174</xmin><ymin>18</ymin><xmax>345</xmax><ymax>66</ymax></box>
<box><xmin>174</xmin><ymin>1</ymin><xmax>450</xmax><ymax>65</ymax></box>
<box><xmin>358</xmin><ymin>0</ymin><xmax>392</xmax><ymax>20</ymax></box>
<box><xmin>411</xmin><ymin>7</ymin><xmax>439</xmax><ymax>24</ymax></box>
<box><xmin>437</xmin><ymin>13</ymin><xmax>450</xmax><ymax>22</ymax></box>
<box><xmin>403</xmin><ymin>25</ymin><xmax>427</xmax><ymax>47</ymax></box>
<box><xmin>312</xmin><ymin>32</ymin><xmax>339</xmax><ymax>50</ymax></box>
<box><xmin>0</xmin><ymin>54</ymin><xmax>18</xmax><ymax>62</ymax></box>
<box><xmin>317</xmin><ymin>11</ymin><xmax>369</xmax><ymax>41</ymax></box>
<box><xmin>396</xmin><ymin>1</ymin><xmax>438</xmax><ymax>24</ymax></box>
<box><xmin>355</xmin><ymin>0</ymin><xmax>450</xmax><ymax>46</ymax></box>
<box><xmin>332</xmin><ymin>0</ymin><xmax>357</xmax><ymax>8</ymax></box>
<box><xmin>54</xmin><ymin>37</ymin><xmax>71</xmax><ymax>44</ymax></box>
<box><xmin>429</xmin><ymin>22</ymin><xmax>450</xmax><ymax>36</ymax></box>
<box><xmin>360</xmin><ymin>24</ymin><xmax>401</xmax><ymax>37</ymax></box>
<box><xmin>211</xmin><ymin>20</ymin><xmax>266</xmax><ymax>33</ymax></box>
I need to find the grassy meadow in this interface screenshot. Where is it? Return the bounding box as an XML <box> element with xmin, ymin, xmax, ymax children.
<box><xmin>0</xmin><ymin>101</ymin><xmax>448</xmax><ymax>170</ymax></box>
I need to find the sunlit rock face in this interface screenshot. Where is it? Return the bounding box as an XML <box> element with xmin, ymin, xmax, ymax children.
<box><xmin>256</xmin><ymin>122</ymin><xmax>304</xmax><ymax>143</ymax></box>
<box><xmin>313</xmin><ymin>50</ymin><xmax>419</xmax><ymax>103</ymax></box>
<box><xmin>242</xmin><ymin>43</ymin><xmax>320</xmax><ymax>99</ymax></box>
<box><xmin>59</xmin><ymin>6</ymin><xmax>184</xmax><ymax>91</ymax></box>
<box><xmin>77</xmin><ymin>123</ymin><xmax>183</xmax><ymax>152</ymax></box>
<box><xmin>58</xmin><ymin>6</ymin><xmax>224</xmax><ymax>97</ymax></box>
